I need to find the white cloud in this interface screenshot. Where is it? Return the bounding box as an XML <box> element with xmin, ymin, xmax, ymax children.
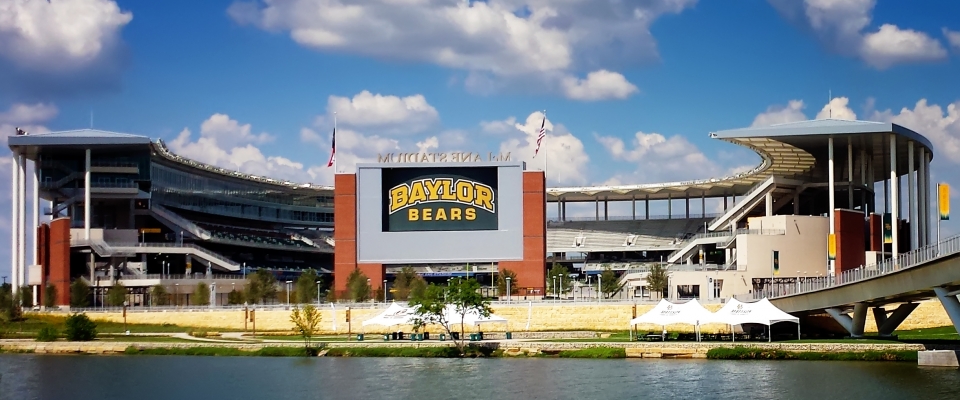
<box><xmin>860</xmin><ymin>24</ymin><xmax>947</xmax><ymax>69</ymax></box>
<box><xmin>769</xmin><ymin>0</ymin><xmax>946</xmax><ymax>69</ymax></box>
<box><xmin>869</xmin><ymin>99</ymin><xmax>960</xmax><ymax>164</ymax></box>
<box><xmin>495</xmin><ymin>111</ymin><xmax>589</xmax><ymax>185</ymax></box>
<box><xmin>751</xmin><ymin>100</ymin><xmax>806</xmax><ymax>127</ymax></box>
<box><xmin>200</xmin><ymin>113</ymin><xmax>274</xmax><ymax>145</ymax></box>
<box><xmin>595</xmin><ymin>130</ymin><xmax>725</xmax><ymax>184</ymax></box>
<box><xmin>169</xmin><ymin>115</ymin><xmax>319</xmax><ymax>184</ymax></box>
<box><xmin>561</xmin><ymin>70</ymin><xmax>639</xmax><ymax>101</ymax></box>
<box><xmin>0</xmin><ymin>103</ymin><xmax>57</xmax><ymax>146</ymax></box>
<box><xmin>228</xmin><ymin>0</ymin><xmax>691</xmax><ymax>98</ymax></box>
<box><xmin>814</xmin><ymin>97</ymin><xmax>857</xmax><ymax>120</ymax></box>
<box><xmin>944</xmin><ymin>28</ymin><xmax>960</xmax><ymax>51</ymax></box>
<box><xmin>0</xmin><ymin>0</ymin><xmax>132</xmax><ymax>70</ymax></box>
<box><xmin>416</xmin><ymin>136</ymin><xmax>439</xmax><ymax>153</ymax></box>
<box><xmin>326</xmin><ymin>91</ymin><xmax>439</xmax><ymax>134</ymax></box>
<box><xmin>480</xmin><ymin>117</ymin><xmax>519</xmax><ymax>135</ymax></box>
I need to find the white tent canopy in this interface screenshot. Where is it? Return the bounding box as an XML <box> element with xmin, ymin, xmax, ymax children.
<box><xmin>443</xmin><ymin>305</ymin><xmax>508</xmax><ymax>327</ymax></box>
<box><xmin>704</xmin><ymin>298</ymin><xmax>799</xmax><ymax>326</ymax></box>
<box><xmin>630</xmin><ymin>299</ymin><xmax>713</xmax><ymax>327</ymax></box>
<box><xmin>361</xmin><ymin>302</ymin><xmax>417</xmax><ymax>327</ymax></box>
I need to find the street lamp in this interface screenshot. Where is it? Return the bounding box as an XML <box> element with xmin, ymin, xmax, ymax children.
<box><xmin>286</xmin><ymin>280</ymin><xmax>293</xmax><ymax>304</ymax></box>
<box><xmin>383</xmin><ymin>279</ymin><xmax>387</xmax><ymax>303</ymax></box>
<box><xmin>505</xmin><ymin>276</ymin><xmax>511</xmax><ymax>302</ymax></box>
<box><xmin>559</xmin><ymin>274</ymin><xmax>563</xmax><ymax>301</ymax></box>
<box><xmin>242</xmin><ymin>262</ymin><xmax>246</xmax><ymax>279</ymax></box>
<box><xmin>316</xmin><ymin>280</ymin><xmax>321</xmax><ymax>305</ymax></box>
<box><xmin>174</xmin><ymin>283</ymin><xmax>179</xmax><ymax>307</ymax></box>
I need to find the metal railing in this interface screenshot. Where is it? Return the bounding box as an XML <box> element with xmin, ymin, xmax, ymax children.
<box><xmin>761</xmin><ymin>234</ymin><xmax>960</xmax><ymax>299</ymax></box>
<box><xmin>666</xmin><ymin>229</ymin><xmax>786</xmax><ymax>261</ymax></box>
<box><xmin>707</xmin><ymin>175</ymin><xmax>775</xmax><ymax>228</ymax></box>
<box><xmin>91</xmin><ymin>161</ymin><xmax>139</xmax><ymax>168</ymax></box>
<box><xmin>111</xmin><ymin>274</ymin><xmax>248</xmax><ymax>281</ymax></box>
<box><xmin>72</xmin><ymin>240</ymin><xmax>239</xmax><ymax>268</ymax></box>
<box><xmin>549</xmin><ymin>213</ymin><xmax>720</xmax><ymax>224</ymax></box>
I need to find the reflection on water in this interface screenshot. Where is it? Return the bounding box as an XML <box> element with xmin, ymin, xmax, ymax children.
<box><xmin>1</xmin><ymin>355</ymin><xmax>958</xmax><ymax>400</ymax></box>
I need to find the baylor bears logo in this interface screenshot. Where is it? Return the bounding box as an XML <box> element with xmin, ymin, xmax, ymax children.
<box><xmin>382</xmin><ymin>168</ymin><xmax>499</xmax><ymax>232</ymax></box>
<box><xmin>388</xmin><ymin>178</ymin><xmax>496</xmax><ymax>219</ymax></box>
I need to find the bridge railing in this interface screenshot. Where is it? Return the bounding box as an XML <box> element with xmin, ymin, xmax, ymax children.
<box><xmin>764</xmin><ymin>234</ymin><xmax>960</xmax><ymax>299</ymax></box>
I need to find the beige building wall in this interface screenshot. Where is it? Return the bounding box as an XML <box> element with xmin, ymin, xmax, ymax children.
<box><xmin>666</xmin><ymin>215</ymin><xmax>829</xmax><ymax>300</ymax></box>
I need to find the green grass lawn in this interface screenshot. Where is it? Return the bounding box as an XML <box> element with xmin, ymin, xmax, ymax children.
<box><xmin>0</xmin><ymin>314</ymin><xmax>235</xmax><ymax>337</ymax></box>
<box><xmin>894</xmin><ymin>325</ymin><xmax>959</xmax><ymax>340</ymax></box>
<box><xmin>96</xmin><ymin>336</ymin><xmax>199</xmax><ymax>343</ymax></box>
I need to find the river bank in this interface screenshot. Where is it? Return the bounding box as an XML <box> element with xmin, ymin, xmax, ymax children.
<box><xmin>0</xmin><ymin>339</ymin><xmax>925</xmax><ymax>361</ymax></box>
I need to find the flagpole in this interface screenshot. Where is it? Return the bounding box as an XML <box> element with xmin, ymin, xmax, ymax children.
<box><xmin>542</xmin><ymin>110</ymin><xmax>549</xmax><ymax>276</ymax></box>
<box><xmin>334</xmin><ymin>112</ymin><xmax>338</xmax><ymax>174</ymax></box>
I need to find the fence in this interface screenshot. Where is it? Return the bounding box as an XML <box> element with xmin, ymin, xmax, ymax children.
<box><xmin>758</xmin><ymin>234</ymin><xmax>960</xmax><ymax>299</ymax></box>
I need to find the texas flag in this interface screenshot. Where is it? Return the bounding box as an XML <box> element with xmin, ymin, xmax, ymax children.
<box><xmin>326</xmin><ymin>127</ymin><xmax>336</xmax><ymax>167</ymax></box>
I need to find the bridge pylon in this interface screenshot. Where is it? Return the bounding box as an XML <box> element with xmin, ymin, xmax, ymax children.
<box><xmin>933</xmin><ymin>287</ymin><xmax>960</xmax><ymax>336</ymax></box>
<box><xmin>826</xmin><ymin>302</ymin><xmax>919</xmax><ymax>338</ymax></box>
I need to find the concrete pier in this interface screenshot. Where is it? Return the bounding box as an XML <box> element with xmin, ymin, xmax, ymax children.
<box><xmin>918</xmin><ymin>350</ymin><xmax>960</xmax><ymax>368</ymax></box>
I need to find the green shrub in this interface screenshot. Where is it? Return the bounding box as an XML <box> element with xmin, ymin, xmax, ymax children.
<box><xmin>64</xmin><ymin>313</ymin><xmax>98</xmax><ymax>341</ymax></box>
<box><xmin>36</xmin><ymin>326</ymin><xmax>59</xmax><ymax>342</ymax></box>
<box><xmin>556</xmin><ymin>347</ymin><xmax>626</xmax><ymax>359</ymax></box>
<box><xmin>706</xmin><ymin>346</ymin><xmax>918</xmax><ymax>362</ymax></box>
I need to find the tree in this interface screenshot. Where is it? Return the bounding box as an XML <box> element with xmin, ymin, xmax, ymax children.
<box><xmin>193</xmin><ymin>282</ymin><xmax>210</xmax><ymax>306</ymax></box>
<box><xmin>290</xmin><ymin>304</ymin><xmax>323</xmax><ymax>351</ymax></box>
<box><xmin>245</xmin><ymin>269</ymin><xmax>278</xmax><ymax>304</ymax></box>
<box><xmin>0</xmin><ymin>283</ymin><xmax>19</xmax><ymax>322</ymax></box>
<box><xmin>150</xmin><ymin>285</ymin><xmax>170</xmax><ymax>306</ymax></box>
<box><xmin>64</xmin><ymin>313</ymin><xmax>97</xmax><ymax>341</ymax></box>
<box><xmin>295</xmin><ymin>269</ymin><xmax>321</xmax><ymax>303</ymax></box>
<box><xmin>646</xmin><ymin>263</ymin><xmax>669</xmax><ymax>300</ymax></box>
<box><xmin>496</xmin><ymin>269</ymin><xmax>519</xmax><ymax>297</ymax></box>
<box><xmin>227</xmin><ymin>289</ymin><xmax>244</xmax><ymax>305</ymax></box>
<box><xmin>599</xmin><ymin>266</ymin><xmax>622</xmax><ymax>298</ymax></box>
<box><xmin>346</xmin><ymin>269</ymin><xmax>370</xmax><ymax>302</ymax></box>
<box><xmin>18</xmin><ymin>285</ymin><xmax>33</xmax><ymax>308</ymax></box>
<box><xmin>70</xmin><ymin>280</ymin><xmax>91</xmax><ymax>308</ymax></box>
<box><xmin>545</xmin><ymin>263</ymin><xmax>572</xmax><ymax>297</ymax></box>
<box><xmin>408</xmin><ymin>278</ymin><xmax>491</xmax><ymax>355</ymax></box>
<box><xmin>43</xmin><ymin>284</ymin><xmax>57</xmax><ymax>308</ymax></box>
<box><xmin>106</xmin><ymin>283</ymin><xmax>127</xmax><ymax>307</ymax></box>
<box><xmin>392</xmin><ymin>267</ymin><xmax>426</xmax><ymax>301</ymax></box>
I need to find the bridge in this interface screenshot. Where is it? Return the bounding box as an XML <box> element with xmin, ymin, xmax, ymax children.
<box><xmin>764</xmin><ymin>235</ymin><xmax>960</xmax><ymax>338</ymax></box>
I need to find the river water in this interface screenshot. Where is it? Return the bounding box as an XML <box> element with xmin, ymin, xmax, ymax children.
<box><xmin>1</xmin><ymin>355</ymin><xmax>958</xmax><ymax>400</ymax></box>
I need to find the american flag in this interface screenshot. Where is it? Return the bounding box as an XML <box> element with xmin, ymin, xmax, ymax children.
<box><xmin>326</xmin><ymin>127</ymin><xmax>336</xmax><ymax>167</ymax></box>
<box><xmin>534</xmin><ymin>116</ymin><xmax>546</xmax><ymax>156</ymax></box>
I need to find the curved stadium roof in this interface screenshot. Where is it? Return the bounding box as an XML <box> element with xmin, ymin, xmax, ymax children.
<box><xmin>547</xmin><ymin>119</ymin><xmax>934</xmax><ymax>203</ymax></box>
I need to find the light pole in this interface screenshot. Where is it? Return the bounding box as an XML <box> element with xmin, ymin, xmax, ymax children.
<box><xmin>559</xmin><ymin>274</ymin><xmax>563</xmax><ymax>301</ymax></box>
<box><xmin>286</xmin><ymin>280</ymin><xmax>293</xmax><ymax>304</ymax></box>
<box><xmin>316</xmin><ymin>280</ymin><xmax>321</xmax><ymax>305</ymax></box>
<box><xmin>383</xmin><ymin>279</ymin><xmax>387</xmax><ymax>302</ymax></box>
<box><xmin>506</xmin><ymin>276</ymin><xmax>511</xmax><ymax>302</ymax></box>
<box><xmin>242</xmin><ymin>262</ymin><xmax>246</xmax><ymax>279</ymax></box>
<box><xmin>174</xmin><ymin>283</ymin><xmax>179</xmax><ymax>307</ymax></box>
<box><xmin>597</xmin><ymin>274</ymin><xmax>602</xmax><ymax>303</ymax></box>
<box><xmin>367</xmin><ymin>278</ymin><xmax>372</xmax><ymax>301</ymax></box>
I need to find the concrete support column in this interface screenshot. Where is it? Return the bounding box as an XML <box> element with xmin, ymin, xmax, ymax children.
<box><xmin>848</xmin><ymin>140</ymin><xmax>854</xmax><ymax>209</ymax></box>
<box><xmin>557</xmin><ymin>200</ymin><xmax>561</xmax><ymax>222</ymax></box>
<box><xmin>685</xmin><ymin>196</ymin><xmax>690</xmax><ymax>219</ymax></box>
<box><xmin>32</xmin><ymin>160</ymin><xmax>39</xmax><ymax>266</ymax></box>
<box><xmin>701</xmin><ymin>192</ymin><xmax>706</xmax><ymax>218</ymax></box>
<box><xmin>828</xmin><ymin>137</ymin><xmax>835</xmax><ymax>274</ymax></box>
<box><xmin>933</xmin><ymin>287</ymin><xmax>960</xmax><ymax>336</ymax></box>
<box><xmin>18</xmin><ymin>154</ymin><xmax>26</xmax><ymax>292</ymax></box>
<box><xmin>918</xmin><ymin>149</ymin><xmax>926</xmax><ymax>246</ymax></box>
<box><xmin>562</xmin><ymin>201</ymin><xmax>566</xmax><ymax>221</ymax></box>
<box><xmin>603</xmin><ymin>198</ymin><xmax>608</xmax><ymax>221</ymax></box>
<box><xmin>765</xmin><ymin>192</ymin><xmax>772</xmax><ymax>217</ymax></box>
<box><xmin>723</xmin><ymin>193</ymin><xmax>728</xmax><ymax>211</ymax></box>
<box><xmin>644</xmin><ymin>195</ymin><xmax>649</xmax><ymax>220</ymax></box>
<box><xmin>908</xmin><ymin>141</ymin><xmax>918</xmax><ymax>251</ymax></box>
<box><xmin>890</xmin><ymin>134</ymin><xmax>899</xmax><ymax>261</ymax></box>
<box><xmin>825</xmin><ymin>303</ymin><xmax>868</xmax><ymax>338</ymax></box>
<box><xmin>631</xmin><ymin>196</ymin><xmax>636</xmax><ymax>220</ymax></box>
<box><xmin>668</xmin><ymin>194</ymin><xmax>672</xmax><ymax>219</ymax></box>
<box><xmin>85</xmin><ymin>148</ymin><xmax>91</xmax><ymax>240</ymax></box>
<box><xmin>10</xmin><ymin>152</ymin><xmax>20</xmax><ymax>296</ymax></box>
<box><xmin>884</xmin><ymin>176</ymin><xmax>889</xmax><ymax>214</ymax></box>
<box><xmin>861</xmin><ymin>149</ymin><xmax>867</xmax><ymax>217</ymax></box>
<box><xmin>925</xmin><ymin>151</ymin><xmax>932</xmax><ymax>244</ymax></box>
<box><xmin>872</xmin><ymin>303</ymin><xmax>919</xmax><ymax>337</ymax></box>
<box><xmin>594</xmin><ymin>198</ymin><xmax>599</xmax><ymax>221</ymax></box>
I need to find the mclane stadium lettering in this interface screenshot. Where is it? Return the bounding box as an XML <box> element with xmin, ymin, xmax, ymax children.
<box><xmin>389</xmin><ymin>178</ymin><xmax>496</xmax><ymax>222</ymax></box>
<box><xmin>377</xmin><ymin>152</ymin><xmax>511</xmax><ymax>163</ymax></box>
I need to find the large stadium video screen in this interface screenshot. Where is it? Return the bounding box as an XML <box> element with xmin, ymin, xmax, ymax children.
<box><xmin>381</xmin><ymin>167</ymin><xmax>499</xmax><ymax>232</ymax></box>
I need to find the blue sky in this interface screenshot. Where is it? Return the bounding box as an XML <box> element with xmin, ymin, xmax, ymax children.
<box><xmin>2</xmin><ymin>0</ymin><xmax>960</xmax><ymax>281</ymax></box>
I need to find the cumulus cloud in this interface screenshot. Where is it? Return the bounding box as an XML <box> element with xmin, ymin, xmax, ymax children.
<box><xmin>769</xmin><ymin>0</ymin><xmax>946</xmax><ymax>69</ymax></box>
<box><xmin>945</xmin><ymin>28</ymin><xmax>960</xmax><ymax>51</ymax></box>
<box><xmin>228</xmin><ymin>0</ymin><xmax>694</xmax><ymax>99</ymax></box>
<box><xmin>0</xmin><ymin>0</ymin><xmax>132</xmax><ymax>97</ymax></box>
<box><xmin>561</xmin><ymin>70</ymin><xmax>639</xmax><ymax>101</ymax></box>
<box><xmin>493</xmin><ymin>111</ymin><xmax>590</xmax><ymax>185</ymax></box>
<box><xmin>0</xmin><ymin>103</ymin><xmax>57</xmax><ymax>145</ymax></box>
<box><xmin>169</xmin><ymin>114</ymin><xmax>320</xmax><ymax>184</ymax></box>
<box><xmin>869</xmin><ymin>99</ymin><xmax>960</xmax><ymax>164</ymax></box>
<box><xmin>326</xmin><ymin>91</ymin><xmax>439</xmax><ymax>134</ymax></box>
<box><xmin>751</xmin><ymin>100</ymin><xmax>807</xmax><ymax>127</ymax></box>
<box><xmin>814</xmin><ymin>97</ymin><xmax>857</xmax><ymax>120</ymax></box>
<box><xmin>595</xmin><ymin>130</ymin><xmax>728</xmax><ymax>184</ymax></box>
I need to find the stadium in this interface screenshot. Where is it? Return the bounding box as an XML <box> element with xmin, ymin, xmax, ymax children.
<box><xmin>6</xmin><ymin>118</ymin><xmax>936</xmax><ymax>307</ymax></box>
